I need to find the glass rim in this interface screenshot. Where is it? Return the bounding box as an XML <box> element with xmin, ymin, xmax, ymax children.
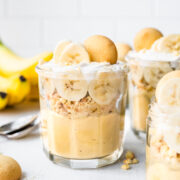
<box><xmin>126</xmin><ymin>51</ymin><xmax>180</xmax><ymax>68</ymax></box>
<box><xmin>126</xmin><ymin>50</ymin><xmax>180</xmax><ymax>62</ymax></box>
<box><xmin>36</xmin><ymin>62</ymin><xmax>128</xmax><ymax>79</ymax></box>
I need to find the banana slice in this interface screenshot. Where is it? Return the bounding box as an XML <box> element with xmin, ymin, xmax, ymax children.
<box><xmin>130</xmin><ymin>63</ymin><xmax>144</xmax><ymax>86</ymax></box>
<box><xmin>156</xmin><ymin>70</ymin><xmax>180</xmax><ymax>106</ymax></box>
<box><xmin>54</xmin><ymin>40</ymin><xmax>72</xmax><ymax>63</ymax></box>
<box><xmin>157</xmin><ymin>34</ymin><xmax>180</xmax><ymax>53</ymax></box>
<box><xmin>143</xmin><ymin>62</ymin><xmax>172</xmax><ymax>88</ymax></box>
<box><xmin>151</xmin><ymin>37</ymin><xmax>163</xmax><ymax>51</ymax></box>
<box><xmin>58</xmin><ymin>43</ymin><xmax>90</xmax><ymax>66</ymax></box>
<box><xmin>55</xmin><ymin>70</ymin><xmax>88</xmax><ymax>101</ymax></box>
<box><xmin>88</xmin><ymin>72</ymin><xmax>119</xmax><ymax>105</ymax></box>
<box><xmin>41</xmin><ymin>77</ymin><xmax>55</xmax><ymax>95</ymax></box>
<box><xmin>163</xmin><ymin>128</ymin><xmax>180</xmax><ymax>153</ymax></box>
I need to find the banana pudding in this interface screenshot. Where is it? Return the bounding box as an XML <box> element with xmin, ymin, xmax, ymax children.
<box><xmin>127</xmin><ymin>33</ymin><xmax>180</xmax><ymax>134</ymax></box>
<box><xmin>147</xmin><ymin>71</ymin><xmax>180</xmax><ymax>180</ymax></box>
<box><xmin>36</xmin><ymin>35</ymin><xmax>127</xmax><ymax>168</ymax></box>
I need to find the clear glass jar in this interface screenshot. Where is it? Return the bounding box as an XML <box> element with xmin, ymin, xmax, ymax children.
<box><xmin>146</xmin><ymin>103</ymin><xmax>180</xmax><ymax>180</ymax></box>
<box><xmin>36</xmin><ymin>64</ymin><xmax>127</xmax><ymax>168</ymax></box>
<box><xmin>127</xmin><ymin>52</ymin><xmax>180</xmax><ymax>136</ymax></box>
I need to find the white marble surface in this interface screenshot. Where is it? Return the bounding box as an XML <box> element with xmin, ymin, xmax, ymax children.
<box><xmin>0</xmin><ymin>101</ymin><xmax>145</xmax><ymax>180</ymax></box>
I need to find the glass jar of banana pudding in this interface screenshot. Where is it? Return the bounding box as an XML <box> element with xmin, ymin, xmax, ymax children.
<box><xmin>147</xmin><ymin>105</ymin><xmax>180</xmax><ymax>180</ymax></box>
<box><xmin>36</xmin><ymin>35</ymin><xmax>128</xmax><ymax>168</ymax></box>
<box><xmin>146</xmin><ymin>70</ymin><xmax>180</xmax><ymax>179</ymax></box>
<box><xmin>127</xmin><ymin>50</ymin><xmax>180</xmax><ymax>136</ymax></box>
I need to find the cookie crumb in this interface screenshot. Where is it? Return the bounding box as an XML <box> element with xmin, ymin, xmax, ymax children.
<box><xmin>125</xmin><ymin>151</ymin><xmax>135</xmax><ymax>160</ymax></box>
<box><xmin>123</xmin><ymin>158</ymin><xmax>132</xmax><ymax>164</ymax></box>
<box><xmin>132</xmin><ymin>158</ymin><xmax>139</xmax><ymax>164</ymax></box>
<box><xmin>121</xmin><ymin>164</ymin><xmax>130</xmax><ymax>170</ymax></box>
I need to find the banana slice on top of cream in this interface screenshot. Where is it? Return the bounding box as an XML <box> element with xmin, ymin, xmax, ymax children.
<box><xmin>151</xmin><ymin>37</ymin><xmax>163</xmax><ymax>51</ymax></box>
<box><xmin>156</xmin><ymin>70</ymin><xmax>180</xmax><ymax>106</ymax></box>
<box><xmin>151</xmin><ymin>34</ymin><xmax>180</xmax><ymax>54</ymax></box>
<box><xmin>54</xmin><ymin>40</ymin><xmax>72</xmax><ymax>63</ymax></box>
<box><xmin>88</xmin><ymin>71</ymin><xmax>119</xmax><ymax>105</ymax></box>
<box><xmin>55</xmin><ymin>42</ymin><xmax>90</xmax><ymax>66</ymax></box>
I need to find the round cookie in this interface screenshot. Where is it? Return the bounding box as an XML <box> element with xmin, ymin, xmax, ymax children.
<box><xmin>134</xmin><ymin>28</ymin><xmax>163</xmax><ymax>51</ymax></box>
<box><xmin>115</xmin><ymin>42</ymin><xmax>132</xmax><ymax>62</ymax></box>
<box><xmin>84</xmin><ymin>35</ymin><xmax>117</xmax><ymax>64</ymax></box>
<box><xmin>0</xmin><ymin>155</ymin><xmax>21</xmax><ymax>180</ymax></box>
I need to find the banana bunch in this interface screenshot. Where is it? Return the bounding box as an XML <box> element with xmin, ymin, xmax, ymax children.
<box><xmin>0</xmin><ymin>91</ymin><xmax>8</xmax><ymax>110</ymax></box>
<box><xmin>0</xmin><ymin>41</ymin><xmax>53</xmax><ymax>100</ymax></box>
<box><xmin>0</xmin><ymin>74</ymin><xmax>30</xmax><ymax>109</ymax></box>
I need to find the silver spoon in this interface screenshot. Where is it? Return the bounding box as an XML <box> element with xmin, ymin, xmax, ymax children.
<box><xmin>6</xmin><ymin>117</ymin><xmax>40</xmax><ymax>139</ymax></box>
<box><xmin>0</xmin><ymin>114</ymin><xmax>39</xmax><ymax>135</ymax></box>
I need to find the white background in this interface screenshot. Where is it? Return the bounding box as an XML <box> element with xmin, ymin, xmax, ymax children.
<box><xmin>0</xmin><ymin>0</ymin><xmax>180</xmax><ymax>56</ymax></box>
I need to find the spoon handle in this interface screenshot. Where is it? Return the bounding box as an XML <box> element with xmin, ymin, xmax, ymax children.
<box><xmin>0</xmin><ymin>114</ymin><xmax>39</xmax><ymax>135</ymax></box>
<box><xmin>6</xmin><ymin>121</ymin><xmax>40</xmax><ymax>139</ymax></box>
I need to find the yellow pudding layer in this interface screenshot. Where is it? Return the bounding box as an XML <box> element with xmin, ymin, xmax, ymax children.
<box><xmin>132</xmin><ymin>88</ymin><xmax>150</xmax><ymax>132</ymax></box>
<box><xmin>43</xmin><ymin>110</ymin><xmax>124</xmax><ymax>159</ymax></box>
<box><xmin>146</xmin><ymin>126</ymin><xmax>180</xmax><ymax>180</ymax></box>
<box><xmin>147</xmin><ymin>145</ymin><xmax>180</xmax><ymax>180</ymax></box>
<box><xmin>129</xmin><ymin>82</ymin><xmax>154</xmax><ymax>132</ymax></box>
<box><xmin>147</xmin><ymin>163</ymin><xmax>180</xmax><ymax>180</ymax></box>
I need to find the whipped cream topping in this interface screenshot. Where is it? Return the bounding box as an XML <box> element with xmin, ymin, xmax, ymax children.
<box><xmin>127</xmin><ymin>50</ymin><xmax>180</xmax><ymax>62</ymax></box>
<box><xmin>149</xmin><ymin>102</ymin><xmax>180</xmax><ymax>153</ymax></box>
<box><xmin>150</xmin><ymin>103</ymin><xmax>180</xmax><ymax>128</ymax></box>
<box><xmin>37</xmin><ymin>60</ymin><xmax>126</xmax><ymax>80</ymax></box>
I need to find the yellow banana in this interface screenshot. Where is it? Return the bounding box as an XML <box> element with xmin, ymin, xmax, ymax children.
<box><xmin>0</xmin><ymin>40</ymin><xmax>22</xmax><ymax>60</ymax></box>
<box><xmin>0</xmin><ymin>91</ymin><xmax>8</xmax><ymax>110</ymax></box>
<box><xmin>0</xmin><ymin>42</ymin><xmax>53</xmax><ymax>83</ymax></box>
<box><xmin>0</xmin><ymin>75</ymin><xmax>30</xmax><ymax>106</ymax></box>
<box><xmin>0</xmin><ymin>41</ymin><xmax>53</xmax><ymax>100</ymax></box>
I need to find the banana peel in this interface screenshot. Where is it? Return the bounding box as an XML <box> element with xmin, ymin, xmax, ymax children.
<box><xmin>0</xmin><ymin>91</ymin><xmax>8</xmax><ymax>110</ymax></box>
<box><xmin>0</xmin><ymin>50</ymin><xmax>53</xmax><ymax>85</ymax></box>
<box><xmin>0</xmin><ymin>41</ymin><xmax>22</xmax><ymax>60</ymax></box>
<box><xmin>27</xmin><ymin>84</ymin><xmax>39</xmax><ymax>100</ymax></box>
<box><xmin>0</xmin><ymin>74</ymin><xmax>30</xmax><ymax>106</ymax></box>
<box><xmin>0</xmin><ymin>41</ymin><xmax>53</xmax><ymax>100</ymax></box>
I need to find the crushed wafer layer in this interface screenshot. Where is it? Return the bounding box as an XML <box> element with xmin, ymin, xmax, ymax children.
<box><xmin>150</xmin><ymin>129</ymin><xmax>180</xmax><ymax>163</ymax></box>
<box><xmin>49</xmin><ymin>92</ymin><xmax>119</xmax><ymax>118</ymax></box>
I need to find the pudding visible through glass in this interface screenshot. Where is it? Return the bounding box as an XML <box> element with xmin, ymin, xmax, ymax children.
<box><xmin>36</xmin><ymin>62</ymin><xmax>127</xmax><ymax>168</ymax></box>
<box><xmin>146</xmin><ymin>104</ymin><xmax>180</xmax><ymax>180</ymax></box>
<box><xmin>127</xmin><ymin>50</ymin><xmax>180</xmax><ymax>135</ymax></box>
